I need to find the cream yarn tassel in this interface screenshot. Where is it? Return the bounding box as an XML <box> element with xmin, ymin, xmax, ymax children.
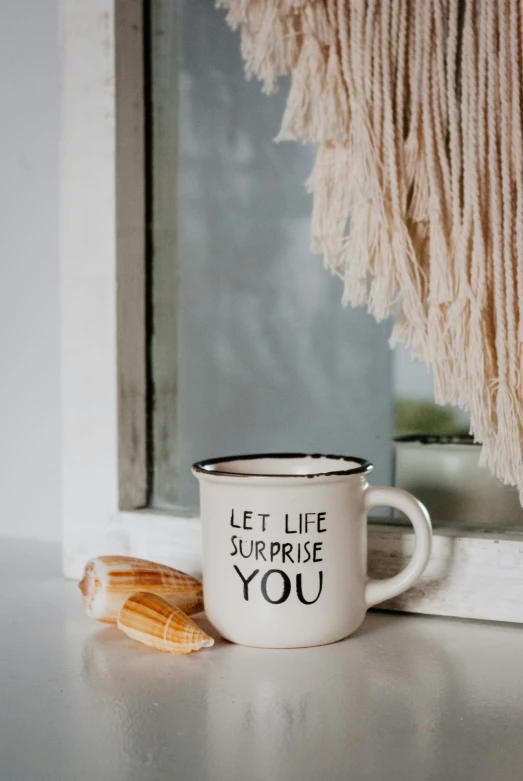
<box><xmin>217</xmin><ymin>0</ymin><xmax>523</xmax><ymax>500</ymax></box>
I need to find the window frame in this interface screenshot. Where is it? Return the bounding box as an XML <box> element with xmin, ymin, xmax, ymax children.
<box><xmin>61</xmin><ymin>0</ymin><xmax>523</xmax><ymax>622</ymax></box>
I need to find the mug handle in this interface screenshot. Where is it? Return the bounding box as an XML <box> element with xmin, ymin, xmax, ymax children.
<box><xmin>364</xmin><ymin>486</ymin><xmax>432</xmax><ymax>608</ymax></box>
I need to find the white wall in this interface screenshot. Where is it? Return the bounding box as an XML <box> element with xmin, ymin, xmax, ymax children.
<box><xmin>0</xmin><ymin>0</ymin><xmax>60</xmax><ymax>540</ymax></box>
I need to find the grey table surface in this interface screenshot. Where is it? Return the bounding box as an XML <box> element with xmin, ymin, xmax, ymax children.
<box><xmin>1</xmin><ymin>538</ymin><xmax>523</xmax><ymax>781</ymax></box>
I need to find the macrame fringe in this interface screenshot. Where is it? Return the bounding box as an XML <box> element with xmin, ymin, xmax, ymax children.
<box><xmin>217</xmin><ymin>0</ymin><xmax>523</xmax><ymax>502</ymax></box>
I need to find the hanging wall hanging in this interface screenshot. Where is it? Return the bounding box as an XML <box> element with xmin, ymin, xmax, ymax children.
<box><xmin>217</xmin><ymin>0</ymin><xmax>523</xmax><ymax>499</ymax></box>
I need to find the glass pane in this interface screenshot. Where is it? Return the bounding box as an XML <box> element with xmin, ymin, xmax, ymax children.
<box><xmin>148</xmin><ymin>0</ymin><xmax>392</xmax><ymax>512</ymax></box>
<box><xmin>392</xmin><ymin>346</ymin><xmax>523</xmax><ymax>529</ymax></box>
<box><xmin>394</xmin><ymin>346</ymin><xmax>469</xmax><ymax>438</ymax></box>
<box><xmin>147</xmin><ymin>0</ymin><xmax>523</xmax><ymax>531</ymax></box>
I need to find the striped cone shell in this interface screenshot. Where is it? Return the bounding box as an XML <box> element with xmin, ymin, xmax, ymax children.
<box><xmin>78</xmin><ymin>556</ymin><xmax>204</xmax><ymax>623</ymax></box>
<box><xmin>117</xmin><ymin>592</ymin><xmax>214</xmax><ymax>654</ymax></box>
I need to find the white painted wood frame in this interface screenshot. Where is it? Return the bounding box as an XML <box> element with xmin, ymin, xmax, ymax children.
<box><xmin>61</xmin><ymin>0</ymin><xmax>523</xmax><ymax>622</ymax></box>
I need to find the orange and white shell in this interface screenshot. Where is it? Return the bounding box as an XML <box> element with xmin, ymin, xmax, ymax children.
<box><xmin>117</xmin><ymin>592</ymin><xmax>214</xmax><ymax>654</ymax></box>
<box><xmin>78</xmin><ymin>556</ymin><xmax>204</xmax><ymax>623</ymax></box>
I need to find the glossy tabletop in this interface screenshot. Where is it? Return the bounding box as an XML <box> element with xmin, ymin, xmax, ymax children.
<box><xmin>1</xmin><ymin>538</ymin><xmax>523</xmax><ymax>781</ymax></box>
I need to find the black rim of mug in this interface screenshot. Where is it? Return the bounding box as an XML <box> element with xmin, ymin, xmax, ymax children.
<box><xmin>192</xmin><ymin>452</ymin><xmax>373</xmax><ymax>479</ymax></box>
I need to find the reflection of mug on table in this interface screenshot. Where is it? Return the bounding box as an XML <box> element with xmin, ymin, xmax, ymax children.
<box><xmin>192</xmin><ymin>453</ymin><xmax>432</xmax><ymax>648</ymax></box>
<box><xmin>202</xmin><ymin>614</ymin><xmax>460</xmax><ymax>781</ymax></box>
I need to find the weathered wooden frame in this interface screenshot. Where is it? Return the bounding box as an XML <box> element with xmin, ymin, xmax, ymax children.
<box><xmin>61</xmin><ymin>0</ymin><xmax>523</xmax><ymax>622</ymax></box>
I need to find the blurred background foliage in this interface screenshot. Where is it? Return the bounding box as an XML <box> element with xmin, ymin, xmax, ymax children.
<box><xmin>395</xmin><ymin>399</ymin><xmax>470</xmax><ymax>437</ymax></box>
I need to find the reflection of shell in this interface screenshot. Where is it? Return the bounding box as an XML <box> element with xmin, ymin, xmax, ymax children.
<box><xmin>117</xmin><ymin>592</ymin><xmax>214</xmax><ymax>654</ymax></box>
<box><xmin>78</xmin><ymin>556</ymin><xmax>204</xmax><ymax>623</ymax></box>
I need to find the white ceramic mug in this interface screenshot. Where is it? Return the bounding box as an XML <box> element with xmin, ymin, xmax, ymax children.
<box><xmin>192</xmin><ymin>453</ymin><xmax>432</xmax><ymax>648</ymax></box>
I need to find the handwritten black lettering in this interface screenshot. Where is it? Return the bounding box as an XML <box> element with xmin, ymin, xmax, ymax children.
<box><xmin>303</xmin><ymin>540</ymin><xmax>311</xmax><ymax>564</ymax></box>
<box><xmin>233</xmin><ymin>566</ymin><xmax>260</xmax><ymax>601</ymax></box>
<box><xmin>230</xmin><ymin>509</ymin><xmax>241</xmax><ymax>529</ymax></box>
<box><xmin>258</xmin><ymin>513</ymin><xmax>270</xmax><ymax>532</ymax></box>
<box><xmin>296</xmin><ymin>571</ymin><xmax>323</xmax><ymax>604</ymax></box>
<box><xmin>260</xmin><ymin>569</ymin><xmax>291</xmax><ymax>604</ymax></box>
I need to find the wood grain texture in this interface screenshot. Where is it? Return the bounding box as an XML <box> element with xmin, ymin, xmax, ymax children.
<box><xmin>64</xmin><ymin>512</ymin><xmax>523</xmax><ymax>624</ymax></box>
<box><xmin>368</xmin><ymin>525</ymin><xmax>523</xmax><ymax>622</ymax></box>
<box><xmin>149</xmin><ymin>0</ymin><xmax>181</xmax><ymax>508</ymax></box>
<box><xmin>115</xmin><ymin>0</ymin><xmax>147</xmax><ymax>509</ymax></box>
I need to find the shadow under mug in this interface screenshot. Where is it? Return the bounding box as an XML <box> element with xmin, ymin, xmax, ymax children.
<box><xmin>192</xmin><ymin>453</ymin><xmax>432</xmax><ymax>649</ymax></box>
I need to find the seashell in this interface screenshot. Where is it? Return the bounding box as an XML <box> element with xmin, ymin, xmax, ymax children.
<box><xmin>117</xmin><ymin>592</ymin><xmax>214</xmax><ymax>654</ymax></box>
<box><xmin>78</xmin><ymin>556</ymin><xmax>204</xmax><ymax>623</ymax></box>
